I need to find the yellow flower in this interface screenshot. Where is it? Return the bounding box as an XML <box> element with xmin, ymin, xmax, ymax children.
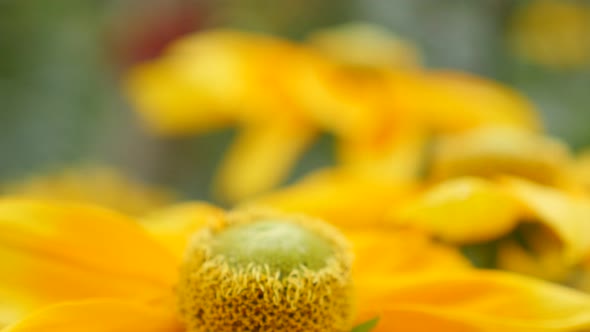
<box><xmin>391</xmin><ymin>176</ymin><xmax>590</xmax><ymax>260</ymax></box>
<box><xmin>1</xmin><ymin>166</ymin><xmax>175</xmax><ymax>216</ymax></box>
<box><xmin>389</xmin><ymin>175</ymin><xmax>590</xmax><ymax>292</ymax></box>
<box><xmin>509</xmin><ymin>0</ymin><xmax>590</xmax><ymax>69</ymax></box>
<box><xmin>2</xmin><ymin>199</ymin><xmax>590</xmax><ymax>331</ymax></box>
<box><xmin>253</xmin><ymin>125</ymin><xmax>590</xmax><ymax>288</ymax></box>
<box><xmin>126</xmin><ymin>27</ymin><xmax>539</xmax><ymax>203</ymax></box>
<box><xmin>384</xmin><ymin>126</ymin><xmax>590</xmax><ymax>285</ymax></box>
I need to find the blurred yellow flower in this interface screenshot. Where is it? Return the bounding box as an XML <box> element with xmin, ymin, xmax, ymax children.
<box><xmin>385</xmin><ymin>126</ymin><xmax>590</xmax><ymax>285</ymax></box>
<box><xmin>254</xmin><ymin>125</ymin><xmax>590</xmax><ymax>289</ymax></box>
<box><xmin>2</xmin><ymin>199</ymin><xmax>590</xmax><ymax>331</ymax></box>
<box><xmin>1</xmin><ymin>166</ymin><xmax>175</xmax><ymax>216</ymax></box>
<box><xmin>509</xmin><ymin>0</ymin><xmax>590</xmax><ymax>69</ymax></box>
<box><xmin>126</xmin><ymin>26</ymin><xmax>539</xmax><ymax>203</ymax></box>
<box><xmin>391</xmin><ymin>176</ymin><xmax>590</xmax><ymax>262</ymax></box>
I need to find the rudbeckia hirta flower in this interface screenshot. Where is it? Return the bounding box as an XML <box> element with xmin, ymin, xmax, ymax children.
<box><xmin>126</xmin><ymin>25</ymin><xmax>539</xmax><ymax>203</ymax></box>
<box><xmin>387</xmin><ymin>126</ymin><xmax>590</xmax><ymax>285</ymax></box>
<box><xmin>253</xmin><ymin>125</ymin><xmax>590</xmax><ymax>288</ymax></box>
<box><xmin>2</xmin><ymin>199</ymin><xmax>590</xmax><ymax>331</ymax></box>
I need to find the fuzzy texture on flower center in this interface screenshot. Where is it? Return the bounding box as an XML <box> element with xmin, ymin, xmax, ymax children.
<box><xmin>177</xmin><ymin>208</ymin><xmax>355</xmax><ymax>332</ymax></box>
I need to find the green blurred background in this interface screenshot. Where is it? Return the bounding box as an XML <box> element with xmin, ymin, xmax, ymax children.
<box><xmin>1</xmin><ymin>0</ymin><xmax>589</xmax><ymax>201</ymax></box>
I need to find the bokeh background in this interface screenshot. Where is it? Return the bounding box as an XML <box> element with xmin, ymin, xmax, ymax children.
<box><xmin>1</xmin><ymin>0</ymin><xmax>589</xmax><ymax>202</ymax></box>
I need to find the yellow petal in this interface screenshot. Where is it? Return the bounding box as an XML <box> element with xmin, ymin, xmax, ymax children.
<box><xmin>337</xmin><ymin>129</ymin><xmax>428</xmax><ymax>183</ymax></box>
<box><xmin>250</xmin><ymin>168</ymin><xmax>411</xmax><ymax>229</ymax></box>
<box><xmin>141</xmin><ymin>202</ymin><xmax>225</xmax><ymax>259</ymax></box>
<box><xmin>391</xmin><ymin>71</ymin><xmax>540</xmax><ymax>131</ymax></box>
<box><xmin>391</xmin><ymin>177</ymin><xmax>521</xmax><ymax>243</ymax></box>
<box><xmin>214</xmin><ymin>120</ymin><xmax>316</xmax><ymax>203</ymax></box>
<box><xmin>358</xmin><ymin>270</ymin><xmax>590</xmax><ymax>331</ymax></box>
<box><xmin>429</xmin><ymin>126</ymin><xmax>571</xmax><ymax>186</ymax></box>
<box><xmin>126</xmin><ymin>29</ymin><xmax>308</xmax><ymax>135</ymax></box>
<box><xmin>125</xmin><ymin>55</ymin><xmax>233</xmax><ymax>135</ymax></box>
<box><xmin>126</xmin><ymin>30</ymin><xmax>281</xmax><ymax>135</ymax></box>
<box><xmin>0</xmin><ymin>200</ymin><xmax>177</xmax><ymax>324</ymax></box>
<box><xmin>2</xmin><ymin>166</ymin><xmax>176</xmax><ymax>217</ymax></box>
<box><xmin>497</xmin><ymin>236</ymin><xmax>570</xmax><ymax>282</ymax></box>
<box><xmin>356</xmin><ymin>307</ymin><xmax>477</xmax><ymax>332</ymax></box>
<box><xmin>287</xmin><ymin>57</ymin><xmax>394</xmax><ymax>140</ymax></box>
<box><xmin>3</xmin><ymin>299</ymin><xmax>183</xmax><ymax>332</ymax></box>
<box><xmin>348</xmin><ymin>229</ymin><xmax>470</xmax><ymax>283</ymax></box>
<box><xmin>502</xmin><ymin>177</ymin><xmax>590</xmax><ymax>263</ymax></box>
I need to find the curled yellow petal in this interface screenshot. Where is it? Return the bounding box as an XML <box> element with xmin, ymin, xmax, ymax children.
<box><xmin>0</xmin><ymin>200</ymin><xmax>177</xmax><ymax>324</ymax></box>
<box><xmin>213</xmin><ymin>120</ymin><xmax>317</xmax><ymax>202</ymax></box>
<box><xmin>2</xmin><ymin>299</ymin><xmax>183</xmax><ymax>332</ymax></box>
<box><xmin>497</xmin><ymin>232</ymin><xmax>570</xmax><ymax>283</ymax></box>
<box><xmin>502</xmin><ymin>177</ymin><xmax>590</xmax><ymax>263</ymax></box>
<box><xmin>358</xmin><ymin>270</ymin><xmax>590</xmax><ymax>331</ymax></box>
<box><xmin>429</xmin><ymin>126</ymin><xmax>571</xmax><ymax>186</ymax></box>
<box><xmin>391</xmin><ymin>177</ymin><xmax>521</xmax><ymax>243</ymax></box>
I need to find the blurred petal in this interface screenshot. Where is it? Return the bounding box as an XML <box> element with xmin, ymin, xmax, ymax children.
<box><xmin>391</xmin><ymin>177</ymin><xmax>521</xmax><ymax>243</ymax></box>
<box><xmin>337</xmin><ymin>129</ymin><xmax>428</xmax><ymax>183</ymax></box>
<box><xmin>348</xmin><ymin>229</ymin><xmax>470</xmax><ymax>283</ymax></box>
<box><xmin>429</xmin><ymin>126</ymin><xmax>571</xmax><ymax>186</ymax></box>
<box><xmin>126</xmin><ymin>55</ymin><xmax>233</xmax><ymax>135</ymax></box>
<box><xmin>0</xmin><ymin>200</ymin><xmax>177</xmax><ymax>324</ymax></box>
<box><xmin>126</xmin><ymin>30</ymin><xmax>307</xmax><ymax>135</ymax></box>
<box><xmin>358</xmin><ymin>270</ymin><xmax>590</xmax><ymax>331</ymax></box>
<box><xmin>141</xmin><ymin>202</ymin><xmax>225</xmax><ymax>259</ymax></box>
<box><xmin>2</xmin><ymin>166</ymin><xmax>176</xmax><ymax>217</ymax></box>
<box><xmin>497</xmin><ymin>235</ymin><xmax>570</xmax><ymax>282</ymax></box>
<box><xmin>359</xmin><ymin>307</ymin><xmax>477</xmax><ymax>332</ymax></box>
<box><xmin>251</xmin><ymin>169</ymin><xmax>411</xmax><ymax>229</ymax></box>
<box><xmin>3</xmin><ymin>299</ymin><xmax>183</xmax><ymax>332</ymax></box>
<box><xmin>214</xmin><ymin>120</ymin><xmax>316</xmax><ymax>202</ymax></box>
<box><xmin>502</xmin><ymin>177</ymin><xmax>590</xmax><ymax>263</ymax></box>
<box><xmin>391</xmin><ymin>71</ymin><xmax>540</xmax><ymax>131</ymax></box>
<box><xmin>288</xmin><ymin>57</ymin><xmax>393</xmax><ymax>140</ymax></box>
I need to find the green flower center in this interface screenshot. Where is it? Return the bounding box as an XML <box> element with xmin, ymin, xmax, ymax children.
<box><xmin>210</xmin><ymin>220</ymin><xmax>334</xmax><ymax>275</ymax></box>
<box><xmin>177</xmin><ymin>209</ymin><xmax>355</xmax><ymax>332</ymax></box>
